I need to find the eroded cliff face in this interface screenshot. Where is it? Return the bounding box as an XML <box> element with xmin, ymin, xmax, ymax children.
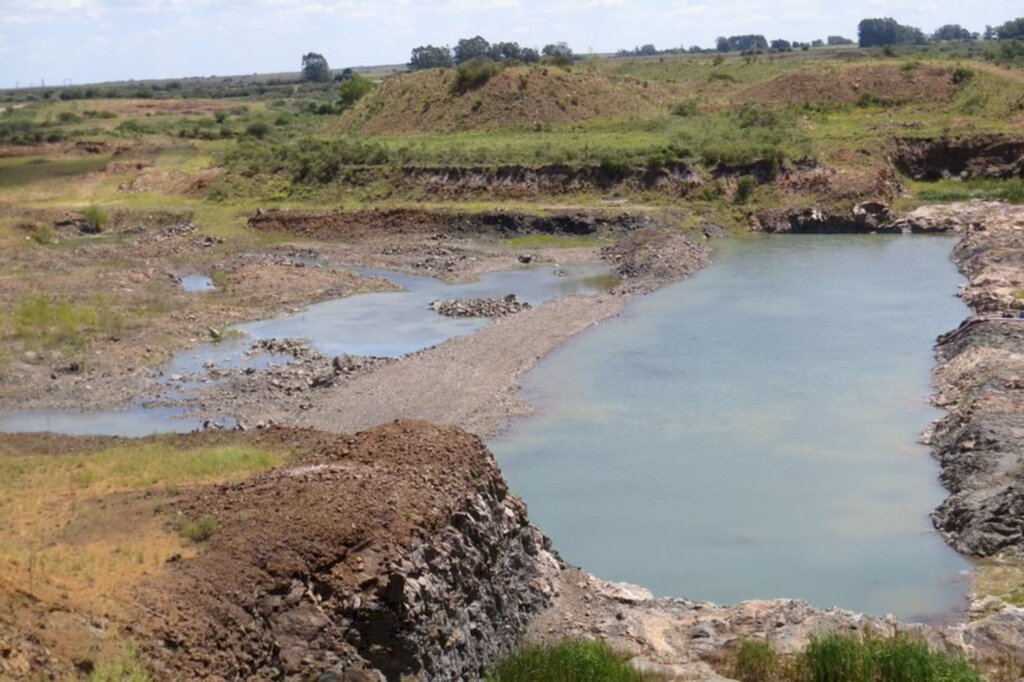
<box><xmin>926</xmin><ymin>203</ymin><xmax>1024</xmax><ymax>557</ymax></box>
<box><xmin>139</xmin><ymin>422</ymin><xmax>558</xmax><ymax>681</ymax></box>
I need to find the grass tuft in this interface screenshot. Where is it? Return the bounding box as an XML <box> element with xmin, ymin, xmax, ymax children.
<box><xmin>485</xmin><ymin>640</ymin><xmax>653</xmax><ymax>682</ymax></box>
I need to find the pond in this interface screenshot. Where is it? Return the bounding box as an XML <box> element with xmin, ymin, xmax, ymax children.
<box><xmin>491</xmin><ymin>235</ymin><xmax>971</xmax><ymax>621</ymax></box>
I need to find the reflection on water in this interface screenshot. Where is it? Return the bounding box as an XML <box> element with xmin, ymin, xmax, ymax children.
<box><xmin>0</xmin><ymin>264</ymin><xmax>615</xmax><ymax>436</ymax></box>
<box><xmin>492</xmin><ymin>235</ymin><xmax>971</xmax><ymax>621</ymax></box>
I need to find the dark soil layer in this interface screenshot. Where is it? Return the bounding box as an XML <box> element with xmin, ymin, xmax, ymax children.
<box><xmin>140</xmin><ymin>422</ymin><xmax>556</xmax><ymax>681</ymax></box>
<box><xmin>894</xmin><ymin>136</ymin><xmax>1024</xmax><ymax>181</ymax></box>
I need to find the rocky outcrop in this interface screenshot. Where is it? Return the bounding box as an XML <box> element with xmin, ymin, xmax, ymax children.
<box><xmin>429</xmin><ymin>294</ymin><xmax>532</xmax><ymax>318</ymax></box>
<box><xmin>894</xmin><ymin>136</ymin><xmax>1024</xmax><ymax>181</ymax></box>
<box><xmin>140</xmin><ymin>422</ymin><xmax>557</xmax><ymax>681</ymax></box>
<box><xmin>926</xmin><ymin>203</ymin><xmax>1024</xmax><ymax>557</ymax></box>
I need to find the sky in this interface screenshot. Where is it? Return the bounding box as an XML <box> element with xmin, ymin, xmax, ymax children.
<box><xmin>0</xmin><ymin>0</ymin><xmax>1020</xmax><ymax>87</ymax></box>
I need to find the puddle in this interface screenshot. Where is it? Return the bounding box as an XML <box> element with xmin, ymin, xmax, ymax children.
<box><xmin>0</xmin><ymin>263</ymin><xmax>615</xmax><ymax>435</ymax></box>
<box><xmin>180</xmin><ymin>274</ymin><xmax>215</xmax><ymax>292</ymax></box>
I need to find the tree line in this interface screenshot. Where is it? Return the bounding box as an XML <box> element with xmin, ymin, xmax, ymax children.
<box><xmin>408</xmin><ymin>37</ymin><xmax>574</xmax><ymax>70</ymax></box>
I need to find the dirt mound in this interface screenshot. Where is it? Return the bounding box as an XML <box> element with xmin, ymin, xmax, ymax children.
<box><xmin>339</xmin><ymin>66</ymin><xmax>675</xmax><ymax>134</ymax></box>
<box><xmin>735</xmin><ymin>63</ymin><xmax>958</xmax><ymax>108</ymax></box>
<box><xmin>894</xmin><ymin>136</ymin><xmax>1024</xmax><ymax>181</ymax></box>
<box><xmin>602</xmin><ymin>227</ymin><xmax>711</xmax><ymax>293</ymax></box>
<box><xmin>140</xmin><ymin>422</ymin><xmax>555</xmax><ymax>680</ymax></box>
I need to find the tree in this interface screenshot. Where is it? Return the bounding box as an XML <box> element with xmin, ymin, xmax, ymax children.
<box><xmin>983</xmin><ymin>25</ymin><xmax>996</xmax><ymax>41</ymax></box>
<box><xmin>811</xmin><ymin>39</ymin><xmax>825</xmax><ymax>47</ymax></box>
<box><xmin>542</xmin><ymin>42</ymin><xmax>574</xmax><ymax>59</ymax></box>
<box><xmin>520</xmin><ymin>47</ymin><xmax>541</xmax><ymax>64</ymax></box>
<box><xmin>301</xmin><ymin>52</ymin><xmax>331</xmax><ymax>82</ymax></box>
<box><xmin>638</xmin><ymin>44</ymin><xmax>658</xmax><ymax>56</ymax></box>
<box><xmin>489</xmin><ymin>41</ymin><xmax>523</xmax><ymax>61</ymax></box>
<box><xmin>932</xmin><ymin>24</ymin><xmax>974</xmax><ymax>41</ymax></box>
<box><xmin>338</xmin><ymin>73</ymin><xmax>372</xmax><ymax>107</ymax></box>
<box><xmin>455</xmin><ymin>35</ymin><xmax>490</xmax><ymax>64</ymax></box>
<box><xmin>409</xmin><ymin>45</ymin><xmax>454</xmax><ymax>70</ymax></box>
<box><xmin>770</xmin><ymin>39</ymin><xmax>792</xmax><ymax>51</ymax></box>
<box><xmin>718</xmin><ymin>35</ymin><xmax>768</xmax><ymax>52</ymax></box>
<box><xmin>996</xmin><ymin>18</ymin><xmax>1024</xmax><ymax>40</ymax></box>
<box><xmin>716</xmin><ymin>36</ymin><xmax>729</xmax><ymax>52</ymax></box>
<box><xmin>827</xmin><ymin>35</ymin><xmax>855</xmax><ymax>45</ymax></box>
<box><xmin>857</xmin><ymin>18</ymin><xmax>926</xmax><ymax>47</ymax></box>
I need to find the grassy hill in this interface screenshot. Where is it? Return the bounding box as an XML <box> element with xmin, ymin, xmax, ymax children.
<box><xmin>337</xmin><ymin>65</ymin><xmax>678</xmax><ymax>135</ymax></box>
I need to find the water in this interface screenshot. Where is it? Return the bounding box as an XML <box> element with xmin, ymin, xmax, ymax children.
<box><xmin>0</xmin><ymin>264</ymin><xmax>615</xmax><ymax>436</ymax></box>
<box><xmin>491</xmin><ymin>235</ymin><xmax>971</xmax><ymax>621</ymax></box>
<box><xmin>180</xmin><ymin>274</ymin><xmax>215</xmax><ymax>292</ymax></box>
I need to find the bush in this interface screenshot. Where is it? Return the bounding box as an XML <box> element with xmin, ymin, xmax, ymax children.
<box><xmin>338</xmin><ymin>73</ymin><xmax>373</xmax><ymax>107</ymax></box>
<box><xmin>452</xmin><ymin>58</ymin><xmax>501</xmax><ymax>94</ymax></box>
<box><xmin>82</xmin><ymin>205</ymin><xmax>108</xmax><ymax>233</ymax></box>
<box><xmin>952</xmin><ymin>66</ymin><xmax>975</xmax><ymax>84</ymax></box>
<box><xmin>244</xmin><ymin>121</ymin><xmax>271</xmax><ymax>139</ymax></box>
<box><xmin>486</xmin><ymin>640</ymin><xmax>648</xmax><ymax>682</ymax></box>
<box><xmin>669</xmin><ymin>99</ymin><xmax>700</xmax><ymax>117</ymax></box>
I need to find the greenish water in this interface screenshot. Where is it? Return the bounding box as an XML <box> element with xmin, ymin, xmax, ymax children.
<box><xmin>492</xmin><ymin>235</ymin><xmax>971</xmax><ymax>622</ymax></box>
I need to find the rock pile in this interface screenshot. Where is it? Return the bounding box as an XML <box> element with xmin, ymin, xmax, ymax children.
<box><xmin>428</xmin><ymin>294</ymin><xmax>532</xmax><ymax>318</ymax></box>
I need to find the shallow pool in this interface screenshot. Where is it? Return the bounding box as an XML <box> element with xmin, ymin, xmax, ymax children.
<box><xmin>491</xmin><ymin>235</ymin><xmax>971</xmax><ymax>621</ymax></box>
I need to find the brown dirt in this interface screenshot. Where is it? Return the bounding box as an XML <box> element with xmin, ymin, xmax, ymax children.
<box><xmin>735</xmin><ymin>63</ymin><xmax>958</xmax><ymax>108</ymax></box>
<box><xmin>338</xmin><ymin>66</ymin><xmax>677</xmax><ymax>135</ymax></box>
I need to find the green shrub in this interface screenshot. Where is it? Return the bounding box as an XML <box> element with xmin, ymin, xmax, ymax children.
<box><xmin>179</xmin><ymin>516</ymin><xmax>216</xmax><ymax>543</ymax></box>
<box><xmin>669</xmin><ymin>98</ymin><xmax>700</xmax><ymax>117</ymax></box>
<box><xmin>708</xmin><ymin>72</ymin><xmax>738</xmax><ymax>83</ymax></box>
<box><xmin>735</xmin><ymin>175</ymin><xmax>758</xmax><ymax>203</ymax></box>
<box><xmin>952</xmin><ymin>66</ymin><xmax>975</xmax><ymax>84</ymax></box>
<box><xmin>734</xmin><ymin>640</ymin><xmax>779</xmax><ymax>682</ymax></box>
<box><xmin>338</xmin><ymin>73</ymin><xmax>373</xmax><ymax>107</ymax></box>
<box><xmin>82</xmin><ymin>205</ymin><xmax>108</xmax><ymax>233</ymax></box>
<box><xmin>453</xmin><ymin>58</ymin><xmax>501</xmax><ymax>95</ymax></box>
<box><xmin>486</xmin><ymin>640</ymin><xmax>648</xmax><ymax>682</ymax></box>
<box><xmin>244</xmin><ymin>121</ymin><xmax>271</xmax><ymax>139</ymax></box>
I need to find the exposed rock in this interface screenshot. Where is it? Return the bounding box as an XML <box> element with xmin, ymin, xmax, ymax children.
<box><xmin>428</xmin><ymin>294</ymin><xmax>532</xmax><ymax>318</ymax></box>
<box><xmin>602</xmin><ymin>227</ymin><xmax>712</xmax><ymax>293</ymax></box>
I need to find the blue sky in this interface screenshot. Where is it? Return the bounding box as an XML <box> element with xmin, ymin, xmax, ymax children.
<box><xmin>0</xmin><ymin>0</ymin><xmax>1020</xmax><ymax>87</ymax></box>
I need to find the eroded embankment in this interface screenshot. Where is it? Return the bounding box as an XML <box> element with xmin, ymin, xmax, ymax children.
<box><xmin>925</xmin><ymin>203</ymin><xmax>1024</xmax><ymax>556</ymax></box>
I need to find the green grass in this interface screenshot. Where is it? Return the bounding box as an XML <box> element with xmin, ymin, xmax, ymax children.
<box><xmin>179</xmin><ymin>516</ymin><xmax>217</xmax><ymax>543</ymax></box>
<box><xmin>0</xmin><ymin>156</ymin><xmax>110</xmax><ymax>189</ymax></box>
<box><xmin>88</xmin><ymin>649</ymin><xmax>152</xmax><ymax>682</ymax></box>
<box><xmin>0</xmin><ymin>441</ymin><xmax>283</xmax><ymax>494</ymax></box>
<box><xmin>12</xmin><ymin>293</ymin><xmax>122</xmax><ymax>350</ymax></box>
<box><xmin>732</xmin><ymin>634</ymin><xmax>983</xmax><ymax>682</ymax></box>
<box><xmin>909</xmin><ymin>178</ymin><xmax>1024</xmax><ymax>204</ymax></box>
<box><xmin>486</xmin><ymin>640</ymin><xmax>654</xmax><ymax>682</ymax></box>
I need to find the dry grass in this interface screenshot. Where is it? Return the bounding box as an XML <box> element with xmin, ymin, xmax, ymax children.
<box><xmin>0</xmin><ymin>437</ymin><xmax>283</xmax><ymax>616</ymax></box>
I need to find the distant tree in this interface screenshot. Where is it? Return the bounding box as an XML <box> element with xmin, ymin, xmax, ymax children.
<box><xmin>455</xmin><ymin>35</ymin><xmax>491</xmax><ymax>64</ymax></box>
<box><xmin>811</xmin><ymin>39</ymin><xmax>825</xmax><ymax>47</ymax></box>
<box><xmin>542</xmin><ymin>41</ymin><xmax>574</xmax><ymax>59</ymax></box>
<box><xmin>517</xmin><ymin>47</ymin><xmax>538</xmax><ymax>63</ymax></box>
<box><xmin>489</xmin><ymin>41</ymin><xmax>523</xmax><ymax>61</ymax></box>
<box><xmin>301</xmin><ymin>52</ymin><xmax>331</xmax><ymax>82</ymax></box>
<box><xmin>827</xmin><ymin>35</ymin><xmax>855</xmax><ymax>45</ymax></box>
<box><xmin>932</xmin><ymin>24</ymin><xmax>974</xmax><ymax>41</ymax></box>
<box><xmin>338</xmin><ymin>73</ymin><xmax>372</xmax><ymax>107</ymax></box>
<box><xmin>996</xmin><ymin>18</ymin><xmax>1024</xmax><ymax>40</ymax></box>
<box><xmin>716</xmin><ymin>36</ymin><xmax>729</xmax><ymax>52</ymax></box>
<box><xmin>857</xmin><ymin>18</ymin><xmax>926</xmax><ymax>47</ymax></box>
<box><xmin>638</xmin><ymin>43</ymin><xmax>658</xmax><ymax>56</ymax></box>
<box><xmin>409</xmin><ymin>45</ymin><xmax>454</xmax><ymax>70</ymax></box>
<box><xmin>334</xmin><ymin>67</ymin><xmax>355</xmax><ymax>82</ymax></box>
<box><xmin>688</xmin><ymin>45</ymin><xmax>704</xmax><ymax>53</ymax></box>
<box><xmin>770</xmin><ymin>39</ymin><xmax>792</xmax><ymax>51</ymax></box>
<box><xmin>983</xmin><ymin>25</ymin><xmax>996</xmax><ymax>41</ymax></box>
<box><xmin>718</xmin><ymin>35</ymin><xmax>768</xmax><ymax>52</ymax></box>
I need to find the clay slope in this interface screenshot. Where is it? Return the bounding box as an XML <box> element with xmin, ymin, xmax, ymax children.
<box><xmin>735</xmin><ymin>63</ymin><xmax>958</xmax><ymax>108</ymax></box>
<box><xmin>338</xmin><ymin>66</ymin><xmax>676</xmax><ymax>134</ymax></box>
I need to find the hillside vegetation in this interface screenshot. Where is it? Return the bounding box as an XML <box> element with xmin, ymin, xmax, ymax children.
<box><xmin>338</xmin><ymin>65</ymin><xmax>677</xmax><ymax>134</ymax></box>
